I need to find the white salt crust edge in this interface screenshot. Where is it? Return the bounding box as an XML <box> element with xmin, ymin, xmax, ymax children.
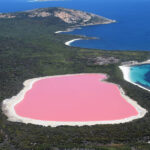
<box><xmin>2</xmin><ymin>73</ymin><xmax>147</xmax><ymax>127</ymax></box>
<box><xmin>119</xmin><ymin>60</ymin><xmax>150</xmax><ymax>92</ymax></box>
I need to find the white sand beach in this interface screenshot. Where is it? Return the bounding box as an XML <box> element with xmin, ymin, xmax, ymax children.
<box><xmin>55</xmin><ymin>31</ymin><xmax>64</xmax><ymax>34</ymax></box>
<box><xmin>65</xmin><ymin>38</ymin><xmax>82</xmax><ymax>46</ymax></box>
<box><xmin>55</xmin><ymin>29</ymin><xmax>82</xmax><ymax>47</ymax></box>
<box><xmin>55</xmin><ymin>27</ymin><xmax>81</xmax><ymax>34</ymax></box>
<box><xmin>2</xmin><ymin>74</ymin><xmax>147</xmax><ymax>127</ymax></box>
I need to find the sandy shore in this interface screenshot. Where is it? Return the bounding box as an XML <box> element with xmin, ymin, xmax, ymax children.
<box><xmin>119</xmin><ymin>60</ymin><xmax>150</xmax><ymax>92</ymax></box>
<box><xmin>54</xmin><ymin>27</ymin><xmax>82</xmax><ymax>34</ymax></box>
<box><xmin>55</xmin><ymin>30</ymin><xmax>73</xmax><ymax>34</ymax></box>
<box><xmin>55</xmin><ymin>20</ymin><xmax>116</xmax><ymax>47</ymax></box>
<box><xmin>55</xmin><ymin>28</ymin><xmax>83</xmax><ymax>46</ymax></box>
<box><xmin>55</xmin><ymin>31</ymin><xmax>64</xmax><ymax>34</ymax></box>
<box><xmin>55</xmin><ymin>29</ymin><xmax>83</xmax><ymax>46</ymax></box>
<box><xmin>2</xmin><ymin>73</ymin><xmax>147</xmax><ymax>127</ymax></box>
<box><xmin>65</xmin><ymin>38</ymin><xmax>82</xmax><ymax>46</ymax></box>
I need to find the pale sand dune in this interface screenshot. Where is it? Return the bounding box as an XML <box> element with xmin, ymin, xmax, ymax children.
<box><xmin>2</xmin><ymin>74</ymin><xmax>147</xmax><ymax>127</ymax></box>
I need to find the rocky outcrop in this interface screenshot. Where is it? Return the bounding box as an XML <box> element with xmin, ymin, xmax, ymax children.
<box><xmin>0</xmin><ymin>14</ymin><xmax>16</xmax><ymax>19</ymax></box>
<box><xmin>0</xmin><ymin>7</ymin><xmax>116</xmax><ymax>26</ymax></box>
<box><xmin>89</xmin><ymin>57</ymin><xmax>119</xmax><ymax>65</ymax></box>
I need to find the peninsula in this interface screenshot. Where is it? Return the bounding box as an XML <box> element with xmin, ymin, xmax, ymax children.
<box><xmin>0</xmin><ymin>7</ymin><xmax>116</xmax><ymax>26</ymax></box>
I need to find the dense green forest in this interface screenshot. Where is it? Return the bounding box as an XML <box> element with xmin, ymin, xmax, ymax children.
<box><xmin>0</xmin><ymin>8</ymin><xmax>150</xmax><ymax>150</ymax></box>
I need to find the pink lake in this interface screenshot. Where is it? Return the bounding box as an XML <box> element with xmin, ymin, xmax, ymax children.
<box><xmin>14</xmin><ymin>74</ymin><xmax>138</xmax><ymax>122</ymax></box>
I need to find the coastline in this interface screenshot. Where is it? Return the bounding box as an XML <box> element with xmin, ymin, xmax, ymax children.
<box><xmin>55</xmin><ymin>27</ymin><xmax>81</xmax><ymax>34</ymax></box>
<box><xmin>54</xmin><ymin>19</ymin><xmax>116</xmax><ymax>34</ymax></box>
<box><xmin>55</xmin><ymin>20</ymin><xmax>116</xmax><ymax>47</ymax></box>
<box><xmin>119</xmin><ymin>60</ymin><xmax>150</xmax><ymax>92</ymax></box>
<box><xmin>55</xmin><ymin>28</ymin><xmax>83</xmax><ymax>47</ymax></box>
<box><xmin>65</xmin><ymin>38</ymin><xmax>82</xmax><ymax>46</ymax></box>
<box><xmin>2</xmin><ymin>73</ymin><xmax>147</xmax><ymax>127</ymax></box>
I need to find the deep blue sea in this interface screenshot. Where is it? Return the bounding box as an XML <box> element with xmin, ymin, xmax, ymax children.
<box><xmin>1</xmin><ymin>0</ymin><xmax>150</xmax><ymax>51</ymax></box>
<box><xmin>1</xmin><ymin>0</ymin><xmax>150</xmax><ymax>89</ymax></box>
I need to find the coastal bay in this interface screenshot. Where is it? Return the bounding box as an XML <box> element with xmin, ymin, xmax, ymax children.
<box><xmin>119</xmin><ymin>60</ymin><xmax>150</xmax><ymax>92</ymax></box>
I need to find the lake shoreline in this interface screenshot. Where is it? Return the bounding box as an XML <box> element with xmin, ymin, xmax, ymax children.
<box><xmin>2</xmin><ymin>73</ymin><xmax>147</xmax><ymax>127</ymax></box>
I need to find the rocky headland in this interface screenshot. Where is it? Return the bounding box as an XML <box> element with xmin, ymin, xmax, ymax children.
<box><xmin>0</xmin><ymin>7</ymin><xmax>116</xmax><ymax>26</ymax></box>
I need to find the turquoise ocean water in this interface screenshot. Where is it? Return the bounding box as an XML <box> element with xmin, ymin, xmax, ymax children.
<box><xmin>0</xmin><ymin>0</ymin><xmax>150</xmax><ymax>89</ymax></box>
<box><xmin>130</xmin><ymin>64</ymin><xmax>150</xmax><ymax>90</ymax></box>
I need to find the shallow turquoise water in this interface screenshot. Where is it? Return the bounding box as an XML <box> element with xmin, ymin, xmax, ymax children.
<box><xmin>130</xmin><ymin>64</ymin><xmax>150</xmax><ymax>90</ymax></box>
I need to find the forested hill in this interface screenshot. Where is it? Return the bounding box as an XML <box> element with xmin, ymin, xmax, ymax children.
<box><xmin>0</xmin><ymin>7</ymin><xmax>115</xmax><ymax>26</ymax></box>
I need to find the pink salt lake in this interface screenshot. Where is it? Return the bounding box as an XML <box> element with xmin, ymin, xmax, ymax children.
<box><xmin>15</xmin><ymin>74</ymin><xmax>138</xmax><ymax>122</ymax></box>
